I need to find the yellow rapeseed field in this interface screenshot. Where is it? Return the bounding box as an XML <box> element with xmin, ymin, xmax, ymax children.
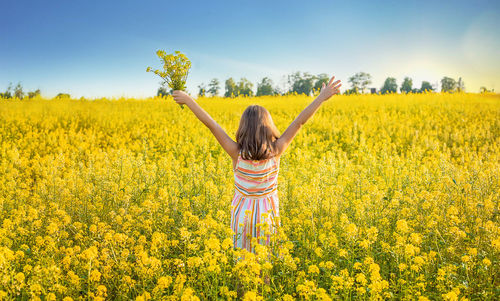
<box><xmin>0</xmin><ymin>93</ymin><xmax>498</xmax><ymax>300</ymax></box>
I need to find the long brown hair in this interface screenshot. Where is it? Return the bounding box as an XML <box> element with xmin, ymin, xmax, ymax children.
<box><xmin>236</xmin><ymin>105</ymin><xmax>281</xmax><ymax>160</ymax></box>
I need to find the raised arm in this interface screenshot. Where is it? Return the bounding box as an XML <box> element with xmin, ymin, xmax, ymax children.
<box><xmin>275</xmin><ymin>75</ymin><xmax>341</xmax><ymax>156</ymax></box>
<box><xmin>172</xmin><ymin>90</ymin><xmax>239</xmax><ymax>160</ymax></box>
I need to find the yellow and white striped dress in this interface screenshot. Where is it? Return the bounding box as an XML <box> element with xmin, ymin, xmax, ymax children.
<box><xmin>230</xmin><ymin>150</ymin><xmax>280</xmax><ymax>253</ymax></box>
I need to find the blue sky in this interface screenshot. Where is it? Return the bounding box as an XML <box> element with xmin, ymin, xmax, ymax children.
<box><xmin>1</xmin><ymin>0</ymin><xmax>499</xmax><ymax>98</ymax></box>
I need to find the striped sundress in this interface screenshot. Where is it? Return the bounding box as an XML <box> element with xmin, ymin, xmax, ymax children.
<box><xmin>230</xmin><ymin>150</ymin><xmax>280</xmax><ymax>254</ymax></box>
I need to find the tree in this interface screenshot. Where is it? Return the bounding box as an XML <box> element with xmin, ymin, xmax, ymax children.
<box><xmin>28</xmin><ymin>89</ymin><xmax>41</xmax><ymax>99</ymax></box>
<box><xmin>0</xmin><ymin>82</ymin><xmax>13</xmax><ymax>98</ymax></box>
<box><xmin>14</xmin><ymin>82</ymin><xmax>24</xmax><ymax>99</ymax></box>
<box><xmin>157</xmin><ymin>83</ymin><xmax>172</xmax><ymax>97</ymax></box>
<box><xmin>480</xmin><ymin>86</ymin><xmax>493</xmax><ymax>93</ymax></box>
<box><xmin>287</xmin><ymin>71</ymin><xmax>315</xmax><ymax>95</ymax></box>
<box><xmin>256</xmin><ymin>77</ymin><xmax>275</xmax><ymax>96</ymax></box>
<box><xmin>441</xmin><ymin>77</ymin><xmax>457</xmax><ymax>92</ymax></box>
<box><xmin>312</xmin><ymin>73</ymin><xmax>329</xmax><ymax>95</ymax></box>
<box><xmin>274</xmin><ymin>75</ymin><xmax>289</xmax><ymax>96</ymax></box>
<box><xmin>224</xmin><ymin>77</ymin><xmax>237</xmax><ymax>97</ymax></box>
<box><xmin>56</xmin><ymin>93</ymin><xmax>70</xmax><ymax>98</ymax></box>
<box><xmin>207</xmin><ymin>78</ymin><xmax>220</xmax><ymax>96</ymax></box>
<box><xmin>380</xmin><ymin>77</ymin><xmax>398</xmax><ymax>94</ymax></box>
<box><xmin>419</xmin><ymin>81</ymin><xmax>434</xmax><ymax>93</ymax></box>
<box><xmin>457</xmin><ymin>77</ymin><xmax>465</xmax><ymax>92</ymax></box>
<box><xmin>237</xmin><ymin>77</ymin><xmax>254</xmax><ymax>97</ymax></box>
<box><xmin>400</xmin><ymin>77</ymin><xmax>413</xmax><ymax>94</ymax></box>
<box><xmin>198</xmin><ymin>83</ymin><xmax>206</xmax><ymax>97</ymax></box>
<box><xmin>348</xmin><ymin>72</ymin><xmax>372</xmax><ymax>94</ymax></box>
<box><xmin>273</xmin><ymin>86</ymin><xmax>283</xmax><ymax>95</ymax></box>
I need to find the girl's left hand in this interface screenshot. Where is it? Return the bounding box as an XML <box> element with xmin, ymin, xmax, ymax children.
<box><xmin>318</xmin><ymin>75</ymin><xmax>342</xmax><ymax>102</ymax></box>
<box><xmin>172</xmin><ymin>90</ymin><xmax>194</xmax><ymax>105</ymax></box>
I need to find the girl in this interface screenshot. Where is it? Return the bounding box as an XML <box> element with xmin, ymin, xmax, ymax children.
<box><xmin>172</xmin><ymin>75</ymin><xmax>341</xmax><ymax>255</ymax></box>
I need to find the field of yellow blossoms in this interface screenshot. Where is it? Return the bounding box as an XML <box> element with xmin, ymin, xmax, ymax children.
<box><xmin>0</xmin><ymin>93</ymin><xmax>498</xmax><ymax>300</ymax></box>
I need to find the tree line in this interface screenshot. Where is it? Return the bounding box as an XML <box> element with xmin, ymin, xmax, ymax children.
<box><xmin>158</xmin><ymin>72</ymin><xmax>494</xmax><ymax>97</ymax></box>
<box><xmin>0</xmin><ymin>82</ymin><xmax>41</xmax><ymax>99</ymax></box>
<box><xmin>1</xmin><ymin>74</ymin><xmax>494</xmax><ymax>100</ymax></box>
<box><xmin>376</xmin><ymin>75</ymin><xmax>465</xmax><ymax>95</ymax></box>
<box><xmin>157</xmin><ymin>72</ymin><xmax>332</xmax><ymax>98</ymax></box>
<box><xmin>0</xmin><ymin>82</ymin><xmax>71</xmax><ymax>99</ymax></box>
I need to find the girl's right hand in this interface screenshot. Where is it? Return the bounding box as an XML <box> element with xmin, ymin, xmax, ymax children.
<box><xmin>172</xmin><ymin>90</ymin><xmax>194</xmax><ymax>106</ymax></box>
<box><xmin>318</xmin><ymin>75</ymin><xmax>342</xmax><ymax>101</ymax></box>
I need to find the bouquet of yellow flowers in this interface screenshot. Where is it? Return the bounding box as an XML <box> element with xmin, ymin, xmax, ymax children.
<box><xmin>147</xmin><ymin>50</ymin><xmax>191</xmax><ymax>109</ymax></box>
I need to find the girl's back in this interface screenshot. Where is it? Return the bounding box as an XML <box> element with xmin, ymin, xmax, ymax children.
<box><xmin>231</xmin><ymin>151</ymin><xmax>280</xmax><ymax>253</ymax></box>
<box><xmin>233</xmin><ymin>151</ymin><xmax>280</xmax><ymax>198</ymax></box>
